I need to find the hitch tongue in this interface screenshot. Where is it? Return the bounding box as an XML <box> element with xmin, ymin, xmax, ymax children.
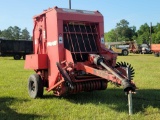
<box><xmin>92</xmin><ymin>55</ymin><xmax>134</xmax><ymax>92</ymax></box>
<box><xmin>90</xmin><ymin>54</ymin><xmax>135</xmax><ymax>115</ymax></box>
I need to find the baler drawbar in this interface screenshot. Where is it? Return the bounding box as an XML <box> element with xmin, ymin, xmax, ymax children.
<box><xmin>24</xmin><ymin>6</ymin><xmax>136</xmax><ymax>115</ymax></box>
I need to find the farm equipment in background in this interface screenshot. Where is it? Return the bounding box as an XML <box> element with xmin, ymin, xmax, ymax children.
<box><xmin>128</xmin><ymin>41</ymin><xmax>152</xmax><ymax>54</ymax></box>
<box><xmin>128</xmin><ymin>41</ymin><xmax>140</xmax><ymax>54</ymax></box>
<box><xmin>151</xmin><ymin>44</ymin><xmax>160</xmax><ymax>57</ymax></box>
<box><xmin>106</xmin><ymin>41</ymin><xmax>129</xmax><ymax>56</ymax></box>
<box><xmin>0</xmin><ymin>39</ymin><xmax>33</xmax><ymax>60</ymax></box>
<box><xmin>24</xmin><ymin>6</ymin><xmax>136</xmax><ymax>114</ymax></box>
<box><xmin>140</xmin><ymin>43</ymin><xmax>152</xmax><ymax>54</ymax></box>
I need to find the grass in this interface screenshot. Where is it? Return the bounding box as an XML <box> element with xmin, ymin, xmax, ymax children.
<box><xmin>0</xmin><ymin>54</ymin><xmax>160</xmax><ymax>120</ymax></box>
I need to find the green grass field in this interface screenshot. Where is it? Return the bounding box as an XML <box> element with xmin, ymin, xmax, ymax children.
<box><xmin>0</xmin><ymin>54</ymin><xmax>160</xmax><ymax>120</ymax></box>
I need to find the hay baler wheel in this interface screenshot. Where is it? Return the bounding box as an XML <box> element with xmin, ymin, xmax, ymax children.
<box><xmin>154</xmin><ymin>53</ymin><xmax>159</xmax><ymax>57</ymax></box>
<box><xmin>28</xmin><ymin>74</ymin><xmax>44</xmax><ymax>98</ymax></box>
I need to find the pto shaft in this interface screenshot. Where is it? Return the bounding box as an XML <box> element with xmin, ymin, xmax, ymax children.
<box><xmin>92</xmin><ymin>55</ymin><xmax>134</xmax><ymax>92</ymax></box>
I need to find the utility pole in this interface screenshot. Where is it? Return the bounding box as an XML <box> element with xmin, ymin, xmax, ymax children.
<box><xmin>150</xmin><ymin>22</ymin><xmax>152</xmax><ymax>48</ymax></box>
<box><xmin>69</xmin><ymin>0</ymin><xmax>71</xmax><ymax>9</ymax></box>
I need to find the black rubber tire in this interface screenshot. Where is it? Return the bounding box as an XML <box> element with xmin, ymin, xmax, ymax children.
<box><xmin>14</xmin><ymin>54</ymin><xmax>21</xmax><ymax>60</ymax></box>
<box><xmin>23</xmin><ymin>55</ymin><xmax>26</xmax><ymax>60</ymax></box>
<box><xmin>154</xmin><ymin>53</ymin><xmax>159</xmax><ymax>57</ymax></box>
<box><xmin>122</xmin><ymin>49</ymin><xmax>129</xmax><ymax>56</ymax></box>
<box><xmin>28</xmin><ymin>74</ymin><xmax>43</xmax><ymax>98</ymax></box>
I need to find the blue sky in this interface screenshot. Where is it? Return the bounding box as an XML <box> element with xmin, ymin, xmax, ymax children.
<box><xmin>1</xmin><ymin>0</ymin><xmax>160</xmax><ymax>36</ymax></box>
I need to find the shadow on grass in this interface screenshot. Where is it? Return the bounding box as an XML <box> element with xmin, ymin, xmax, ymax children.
<box><xmin>127</xmin><ymin>54</ymin><xmax>141</xmax><ymax>56</ymax></box>
<box><xmin>44</xmin><ymin>88</ymin><xmax>160</xmax><ymax>114</ymax></box>
<box><xmin>0</xmin><ymin>56</ymin><xmax>25</xmax><ymax>61</ymax></box>
<box><xmin>128</xmin><ymin>53</ymin><xmax>153</xmax><ymax>56</ymax></box>
<box><xmin>0</xmin><ymin>97</ymin><xmax>41</xmax><ymax>120</ymax></box>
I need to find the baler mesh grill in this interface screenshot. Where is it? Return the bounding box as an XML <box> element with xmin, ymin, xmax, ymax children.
<box><xmin>63</xmin><ymin>22</ymin><xmax>99</xmax><ymax>62</ymax></box>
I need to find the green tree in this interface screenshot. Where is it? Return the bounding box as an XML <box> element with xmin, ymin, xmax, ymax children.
<box><xmin>116</xmin><ymin>19</ymin><xmax>137</xmax><ymax>41</ymax></box>
<box><xmin>105</xmin><ymin>19</ymin><xmax>137</xmax><ymax>42</ymax></box>
<box><xmin>153</xmin><ymin>23</ymin><xmax>160</xmax><ymax>33</ymax></box>
<box><xmin>155</xmin><ymin>31</ymin><xmax>160</xmax><ymax>43</ymax></box>
<box><xmin>152</xmin><ymin>33</ymin><xmax>157</xmax><ymax>43</ymax></box>
<box><xmin>116</xmin><ymin>19</ymin><xmax>129</xmax><ymax>28</ymax></box>
<box><xmin>137</xmin><ymin>23</ymin><xmax>150</xmax><ymax>44</ymax></box>
<box><xmin>21</xmin><ymin>28</ymin><xmax>30</xmax><ymax>40</ymax></box>
<box><xmin>151</xmin><ymin>23</ymin><xmax>160</xmax><ymax>43</ymax></box>
<box><xmin>104</xmin><ymin>29</ymin><xmax>117</xmax><ymax>42</ymax></box>
<box><xmin>0</xmin><ymin>27</ymin><xmax>14</xmax><ymax>39</ymax></box>
<box><xmin>12</xmin><ymin>26</ymin><xmax>21</xmax><ymax>40</ymax></box>
<box><xmin>0</xmin><ymin>26</ymin><xmax>31</xmax><ymax>40</ymax></box>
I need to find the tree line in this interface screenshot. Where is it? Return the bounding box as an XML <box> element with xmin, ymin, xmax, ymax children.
<box><xmin>0</xmin><ymin>26</ymin><xmax>31</xmax><ymax>40</ymax></box>
<box><xmin>1</xmin><ymin>22</ymin><xmax>160</xmax><ymax>44</ymax></box>
<box><xmin>104</xmin><ymin>19</ymin><xmax>160</xmax><ymax>44</ymax></box>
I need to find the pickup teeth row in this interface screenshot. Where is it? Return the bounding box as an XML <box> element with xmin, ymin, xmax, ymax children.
<box><xmin>115</xmin><ymin>61</ymin><xmax>135</xmax><ymax>80</ymax></box>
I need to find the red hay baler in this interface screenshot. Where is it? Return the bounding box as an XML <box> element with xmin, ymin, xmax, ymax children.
<box><xmin>24</xmin><ymin>6</ymin><xmax>136</xmax><ymax>113</ymax></box>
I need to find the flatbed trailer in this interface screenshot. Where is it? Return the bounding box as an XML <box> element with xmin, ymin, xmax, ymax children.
<box><xmin>0</xmin><ymin>39</ymin><xmax>33</xmax><ymax>60</ymax></box>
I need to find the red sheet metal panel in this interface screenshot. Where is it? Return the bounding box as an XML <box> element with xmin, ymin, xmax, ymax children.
<box><xmin>24</xmin><ymin>54</ymin><xmax>48</xmax><ymax>69</ymax></box>
<box><xmin>151</xmin><ymin>44</ymin><xmax>160</xmax><ymax>51</ymax></box>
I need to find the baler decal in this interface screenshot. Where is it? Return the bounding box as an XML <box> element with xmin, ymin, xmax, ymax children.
<box><xmin>47</xmin><ymin>41</ymin><xmax>57</xmax><ymax>47</ymax></box>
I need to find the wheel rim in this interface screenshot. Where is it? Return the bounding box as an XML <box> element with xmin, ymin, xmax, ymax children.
<box><xmin>123</xmin><ymin>51</ymin><xmax>128</xmax><ymax>55</ymax></box>
<box><xmin>14</xmin><ymin>55</ymin><xmax>21</xmax><ymax>60</ymax></box>
<box><xmin>28</xmin><ymin>74</ymin><xmax>44</xmax><ymax>98</ymax></box>
<box><xmin>30</xmin><ymin>81</ymin><xmax>35</xmax><ymax>92</ymax></box>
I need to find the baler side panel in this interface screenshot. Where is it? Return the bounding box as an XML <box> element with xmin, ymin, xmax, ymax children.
<box><xmin>99</xmin><ymin>22</ymin><xmax>106</xmax><ymax>48</ymax></box>
<box><xmin>45</xmin><ymin>10</ymin><xmax>60</xmax><ymax>90</ymax></box>
<box><xmin>33</xmin><ymin>18</ymin><xmax>42</xmax><ymax>54</ymax></box>
<box><xmin>24</xmin><ymin>54</ymin><xmax>48</xmax><ymax>69</ymax></box>
<box><xmin>32</xmin><ymin>21</ymin><xmax>38</xmax><ymax>54</ymax></box>
<box><xmin>57</xmin><ymin>19</ymin><xmax>65</xmax><ymax>62</ymax></box>
<box><xmin>33</xmin><ymin>14</ymin><xmax>48</xmax><ymax>54</ymax></box>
